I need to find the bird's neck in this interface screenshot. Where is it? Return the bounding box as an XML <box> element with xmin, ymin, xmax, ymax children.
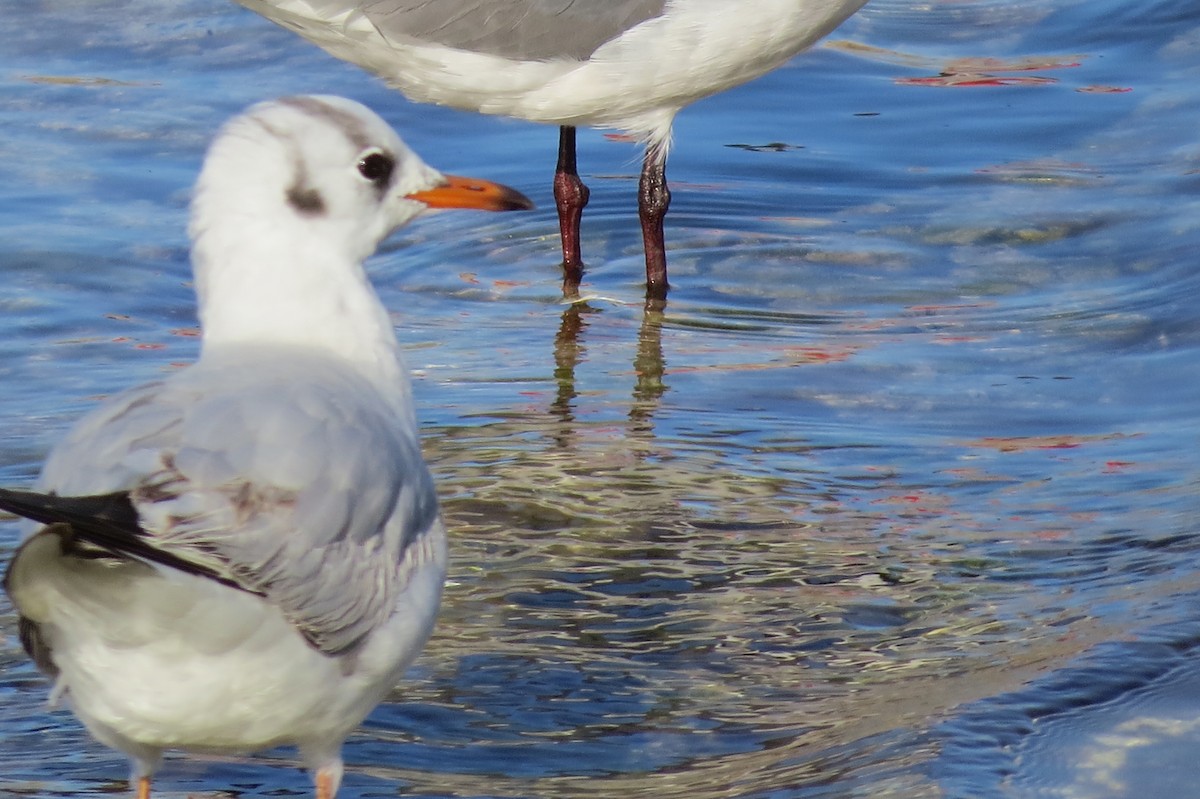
<box><xmin>191</xmin><ymin>226</ymin><xmax>409</xmax><ymax>407</ymax></box>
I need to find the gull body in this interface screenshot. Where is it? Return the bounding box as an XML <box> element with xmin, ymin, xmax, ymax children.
<box><xmin>232</xmin><ymin>0</ymin><xmax>871</xmax><ymax>296</ymax></box>
<box><xmin>1</xmin><ymin>95</ymin><xmax>531</xmax><ymax>799</ymax></box>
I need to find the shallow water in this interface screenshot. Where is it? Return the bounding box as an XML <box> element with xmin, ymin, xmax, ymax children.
<box><xmin>2</xmin><ymin>0</ymin><xmax>1200</xmax><ymax>796</ymax></box>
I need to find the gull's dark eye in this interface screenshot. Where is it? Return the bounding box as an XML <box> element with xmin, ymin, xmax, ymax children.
<box><xmin>357</xmin><ymin>151</ymin><xmax>395</xmax><ymax>186</ymax></box>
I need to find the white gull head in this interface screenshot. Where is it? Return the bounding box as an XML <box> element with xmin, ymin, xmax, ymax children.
<box><xmin>187</xmin><ymin>95</ymin><xmax>531</xmax><ymax>385</ymax></box>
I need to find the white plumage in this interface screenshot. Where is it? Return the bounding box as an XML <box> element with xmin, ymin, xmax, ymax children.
<box><xmin>232</xmin><ymin>0</ymin><xmax>871</xmax><ymax>295</ymax></box>
<box><xmin>1</xmin><ymin>94</ymin><xmax>532</xmax><ymax>799</ymax></box>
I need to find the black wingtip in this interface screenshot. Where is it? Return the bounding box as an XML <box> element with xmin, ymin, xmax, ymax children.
<box><xmin>0</xmin><ymin>486</ymin><xmax>250</xmax><ymax>593</ymax></box>
<box><xmin>0</xmin><ymin>487</ymin><xmax>140</xmax><ymax>535</ymax></box>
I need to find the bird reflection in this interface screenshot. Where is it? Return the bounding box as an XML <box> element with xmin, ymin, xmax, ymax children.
<box><xmin>630</xmin><ymin>298</ymin><xmax>667</xmax><ymax>435</ymax></box>
<box><xmin>548</xmin><ymin>294</ymin><xmax>668</xmax><ymax>449</ymax></box>
<box><xmin>549</xmin><ymin>300</ymin><xmax>595</xmax><ymax>441</ymax></box>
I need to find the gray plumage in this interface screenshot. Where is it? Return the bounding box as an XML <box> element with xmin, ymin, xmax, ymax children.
<box><xmin>232</xmin><ymin>0</ymin><xmax>870</xmax><ymax>295</ymax></box>
<box><xmin>298</xmin><ymin>0</ymin><xmax>671</xmax><ymax>61</ymax></box>
<box><xmin>18</xmin><ymin>350</ymin><xmax>439</xmax><ymax>657</ymax></box>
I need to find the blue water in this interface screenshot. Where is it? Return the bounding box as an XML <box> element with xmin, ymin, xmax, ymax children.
<box><xmin>3</xmin><ymin>0</ymin><xmax>1200</xmax><ymax>796</ymax></box>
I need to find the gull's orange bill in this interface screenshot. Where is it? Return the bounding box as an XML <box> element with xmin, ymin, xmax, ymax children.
<box><xmin>407</xmin><ymin>174</ymin><xmax>534</xmax><ymax>212</ymax></box>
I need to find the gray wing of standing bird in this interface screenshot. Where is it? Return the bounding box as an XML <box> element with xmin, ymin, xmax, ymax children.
<box><xmin>232</xmin><ymin>0</ymin><xmax>871</xmax><ymax>297</ymax></box>
<box><xmin>8</xmin><ymin>354</ymin><xmax>438</xmax><ymax>658</ymax></box>
<box><xmin>295</xmin><ymin>0</ymin><xmax>671</xmax><ymax>61</ymax></box>
<box><xmin>0</xmin><ymin>94</ymin><xmax>532</xmax><ymax>799</ymax></box>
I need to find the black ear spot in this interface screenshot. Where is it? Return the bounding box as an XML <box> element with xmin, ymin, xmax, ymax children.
<box><xmin>287</xmin><ymin>185</ymin><xmax>326</xmax><ymax>216</ymax></box>
<box><xmin>358</xmin><ymin>151</ymin><xmax>395</xmax><ymax>186</ymax></box>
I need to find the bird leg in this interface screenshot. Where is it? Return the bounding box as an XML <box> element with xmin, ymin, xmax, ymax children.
<box><xmin>313</xmin><ymin>760</ymin><xmax>343</xmax><ymax>799</ymax></box>
<box><xmin>638</xmin><ymin>152</ymin><xmax>671</xmax><ymax>300</ymax></box>
<box><xmin>135</xmin><ymin>776</ymin><xmax>151</xmax><ymax>799</ymax></box>
<box><xmin>316</xmin><ymin>770</ymin><xmax>334</xmax><ymax>799</ymax></box>
<box><xmin>553</xmin><ymin>125</ymin><xmax>589</xmax><ymax>293</ymax></box>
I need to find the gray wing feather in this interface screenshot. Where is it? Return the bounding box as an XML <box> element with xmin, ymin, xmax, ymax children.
<box><xmin>240</xmin><ymin>0</ymin><xmax>669</xmax><ymax>61</ymax></box>
<box><xmin>38</xmin><ymin>353</ymin><xmax>439</xmax><ymax>656</ymax></box>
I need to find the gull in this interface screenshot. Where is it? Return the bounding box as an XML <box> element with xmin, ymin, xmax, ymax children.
<box><xmin>231</xmin><ymin>0</ymin><xmax>871</xmax><ymax>298</ymax></box>
<box><xmin>0</xmin><ymin>95</ymin><xmax>532</xmax><ymax>799</ymax></box>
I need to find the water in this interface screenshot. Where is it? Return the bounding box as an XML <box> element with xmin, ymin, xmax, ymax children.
<box><xmin>2</xmin><ymin>0</ymin><xmax>1200</xmax><ymax>796</ymax></box>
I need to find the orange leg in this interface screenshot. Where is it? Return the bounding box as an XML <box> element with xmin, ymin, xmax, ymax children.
<box><xmin>315</xmin><ymin>768</ymin><xmax>336</xmax><ymax>799</ymax></box>
<box><xmin>135</xmin><ymin>776</ymin><xmax>151</xmax><ymax>799</ymax></box>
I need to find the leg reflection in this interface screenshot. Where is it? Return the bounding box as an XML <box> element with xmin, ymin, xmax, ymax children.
<box><xmin>546</xmin><ymin>295</ymin><xmax>669</xmax><ymax>446</ymax></box>
<box><xmin>630</xmin><ymin>296</ymin><xmax>668</xmax><ymax>436</ymax></box>
<box><xmin>550</xmin><ymin>301</ymin><xmax>598</xmax><ymax>447</ymax></box>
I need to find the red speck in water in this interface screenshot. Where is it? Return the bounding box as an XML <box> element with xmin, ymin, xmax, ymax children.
<box><xmin>897</xmin><ymin>75</ymin><xmax>1059</xmax><ymax>88</ymax></box>
<box><xmin>897</xmin><ymin>56</ymin><xmax>1080</xmax><ymax>89</ymax></box>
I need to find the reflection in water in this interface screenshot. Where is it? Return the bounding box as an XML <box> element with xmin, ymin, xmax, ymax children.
<box><xmin>377</xmin><ymin>293</ymin><xmax>1155</xmax><ymax>799</ymax></box>
<box><xmin>631</xmin><ymin>299</ymin><xmax>668</xmax><ymax>436</ymax></box>
<box><xmin>549</xmin><ymin>296</ymin><xmax>670</xmax><ymax>449</ymax></box>
<box><xmin>6</xmin><ymin>0</ymin><xmax>1200</xmax><ymax>796</ymax></box>
<box><xmin>550</xmin><ymin>300</ymin><xmax>594</xmax><ymax>436</ymax></box>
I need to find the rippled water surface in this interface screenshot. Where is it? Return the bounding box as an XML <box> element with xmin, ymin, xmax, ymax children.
<box><xmin>3</xmin><ymin>0</ymin><xmax>1200</xmax><ymax>796</ymax></box>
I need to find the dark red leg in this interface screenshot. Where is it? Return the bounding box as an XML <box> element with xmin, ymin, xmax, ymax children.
<box><xmin>638</xmin><ymin>151</ymin><xmax>670</xmax><ymax>299</ymax></box>
<box><xmin>553</xmin><ymin>125</ymin><xmax>589</xmax><ymax>291</ymax></box>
